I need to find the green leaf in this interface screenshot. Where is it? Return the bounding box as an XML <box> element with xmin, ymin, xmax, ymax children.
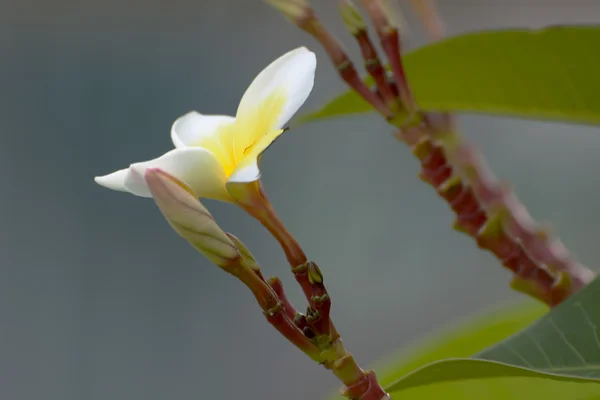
<box><xmin>328</xmin><ymin>301</ymin><xmax>547</xmax><ymax>399</ymax></box>
<box><xmin>385</xmin><ymin>277</ymin><xmax>600</xmax><ymax>396</ymax></box>
<box><xmin>377</xmin><ymin>301</ymin><xmax>548</xmax><ymax>384</ymax></box>
<box><xmin>302</xmin><ymin>26</ymin><xmax>600</xmax><ymax>125</ymax></box>
<box><xmin>386</xmin><ymin>369</ymin><xmax>600</xmax><ymax>399</ymax></box>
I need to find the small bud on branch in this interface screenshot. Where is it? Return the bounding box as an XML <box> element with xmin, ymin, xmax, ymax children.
<box><xmin>340</xmin><ymin>0</ymin><xmax>399</xmax><ymax>111</ymax></box>
<box><xmin>340</xmin><ymin>0</ymin><xmax>367</xmax><ymax>35</ymax></box>
<box><xmin>379</xmin><ymin>0</ymin><xmax>408</xmax><ymax>35</ymax></box>
<box><xmin>264</xmin><ymin>0</ymin><xmax>311</xmax><ymax>22</ymax></box>
<box><xmin>359</xmin><ymin>0</ymin><xmax>416</xmax><ymax>117</ymax></box>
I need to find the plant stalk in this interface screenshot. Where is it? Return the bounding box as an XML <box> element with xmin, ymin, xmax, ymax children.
<box><xmin>238</xmin><ymin>180</ymin><xmax>390</xmax><ymax>398</ymax></box>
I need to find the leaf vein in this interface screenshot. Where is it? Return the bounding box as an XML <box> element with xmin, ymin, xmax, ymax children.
<box><xmin>501</xmin><ymin>342</ymin><xmax>534</xmax><ymax>368</ymax></box>
<box><xmin>548</xmin><ymin>317</ymin><xmax>588</xmax><ymax>364</ymax></box>
<box><xmin>525</xmin><ymin>331</ymin><xmax>554</xmax><ymax>369</ymax></box>
<box><xmin>575</xmin><ymin>302</ymin><xmax>600</xmax><ymax>354</ymax></box>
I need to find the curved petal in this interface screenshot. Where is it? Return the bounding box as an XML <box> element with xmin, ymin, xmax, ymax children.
<box><xmin>233</xmin><ymin>47</ymin><xmax>316</xmax><ymax>162</ymax></box>
<box><xmin>171</xmin><ymin>111</ymin><xmax>237</xmax><ymax>176</ymax></box>
<box><xmin>227</xmin><ymin>128</ymin><xmax>285</xmax><ymax>185</ymax></box>
<box><xmin>95</xmin><ymin>168</ymin><xmax>129</xmax><ymax>192</ymax></box>
<box><xmin>171</xmin><ymin>111</ymin><xmax>235</xmax><ymax>149</ymax></box>
<box><xmin>126</xmin><ymin>148</ymin><xmax>232</xmax><ymax>202</ymax></box>
<box><xmin>96</xmin><ymin>148</ymin><xmax>232</xmax><ymax>202</ymax></box>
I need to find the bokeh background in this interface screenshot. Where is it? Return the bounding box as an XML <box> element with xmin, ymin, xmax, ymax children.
<box><xmin>2</xmin><ymin>0</ymin><xmax>600</xmax><ymax>399</ymax></box>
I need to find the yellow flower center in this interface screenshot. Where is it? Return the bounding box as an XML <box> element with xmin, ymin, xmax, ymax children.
<box><xmin>192</xmin><ymin>89</ymin><xmax>287</xmax><ymax>178</ymax></box>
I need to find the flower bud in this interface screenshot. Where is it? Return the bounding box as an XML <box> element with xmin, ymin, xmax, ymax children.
<box><xmin>407</xmin><ymin>0</ymin><xmax>444</xmax><ymax>40</ymax></box>
<box><xmin>339</xmin><ymin>0</ymin><xmax>366</xmax><ymax>35</ymax></box>
<box><xmin>265</xmin><ymin>0</ymin><xmax>311</xmax><ymax>23</ymax></box>
<box><xmin>226</xmin><ymin>233</ymin><xmax>261</xmax><ymax>273</ymax></box>
<box><xmin>144</xmin><ymin>168</ymin><xmax>239</xmax><ymax>267</ymax></box>
<box><xmin>380</xmin><ymin>0</ymin><xmax>408</xmax><ymax>35</ymax></box>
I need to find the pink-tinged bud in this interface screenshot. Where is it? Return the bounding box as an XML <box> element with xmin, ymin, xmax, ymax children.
<box><xmin>144</xmin><ymin>168</ymin><xmax>239</xmax><ymax>267</ymax></box>
<box><xmin>265</xmin><ymin>0</ymin><xmax>311</xmax><ymax>23</ymax></box>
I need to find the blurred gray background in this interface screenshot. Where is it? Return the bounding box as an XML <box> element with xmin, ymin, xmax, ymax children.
<box><xmin>2</xmin><ymin>0</ymin><xmax>600</xmax><ymax>399</ymax></box>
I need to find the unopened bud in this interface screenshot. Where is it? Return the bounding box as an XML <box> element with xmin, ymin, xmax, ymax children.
<box><xmin>265</xmin><ymin>0</ymin><xmax>311</xmax><ymax>23</ymax></box>
<box><xmin>339</xmin><ymin>0</ymin><xmax>366</xmax><ymax>35</ymax></box>
<box><xmin>380</xmin><ymin>0</ymin><xmax>408</xmax><ymax>36</ymax></box>
<box><xmin>226</xmin><ymin>233</ymin><xmax>261</xmax><ymax>273</ymax></box>
<box><xmin>307</xmin><ymin>261</ymin><xmax>323</xmax><ymax>285</ymax></box>
<box><xmin>407</xmin><ymin>0</ymin><xmax>445</xmax><ymax>40</ymax></box>
<box><xmin>144</xmin><ymin>168</ymin><xmax>239</xmax><ymax>267</ymax></box>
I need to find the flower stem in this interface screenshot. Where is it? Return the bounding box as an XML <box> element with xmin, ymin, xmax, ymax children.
<box><xmin>354</xmin><ymin>29</ymin><xmax>398</xmax><ymax>111</ymax></box>
<box><xmin>264</xmin><ymin>300</ymin><xmax>322</xmax><ymax>362</ymax></box>
<box><xmin>240</xmin><ymin>184</ymin><xmax>315</xmax><ymax>304</ymax></box>
<box><xmin>223</xmin><ymin>255</ymin><xmax>321</xmax><ymax>360</ymax></box>
<box><xmin>359</xmin><ymin>0</ymin><xmax>416</xmax><ymax>117</ymax></box>
<box><xmin>241</xmin><ymin>183</ymin><xmax>390</xmax><ymax>399</ymax></box>
<box><xmin>267</xmin><ymin>276</ymin><xmax>298</xmax><ymax>320</ymax></box>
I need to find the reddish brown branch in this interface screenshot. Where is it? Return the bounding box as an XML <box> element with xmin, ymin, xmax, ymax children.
<box><xmin>340</xmin><ymin>369</ymin><xmax>389</xmax><ymax>400</ymax></box>
<box><xmin>336</xmin><ymin>0</ymin><xmax>595</xmax><ymax>305</ymax></box>
<box><xmin>354</xmin><ymin>30</ymin><xmax>398</xmax><ymax>110</ymax></box>
<box><xmin>221</xmin><ymin>250</ymin><xmax>321</xmax><ymax>359</ymax></box>
<box><xmin>268</xmin><ymin>276</ymin><xmax>298</xmax><ymax>320</ymax></box>
<box><xmin>285</xmin><ymin>5</ymin><xmax>392</xmax><ymax>118</ymax></box>
<box><xmin>264</xmin><ymin>300</ymin><xmax>322</xmax><ymax>361</ymax></box>
<box><xmin>305</xmin><ymin>261</ymin><xmax>332</xmax><ymax>337</ymax></box>
<box><xmin>422</xmin><ymin>113</ymin><xmax>594</xmax><ymax>300</ymax></box>
<box><xmin>359</xmin><ymin>0</ymin><xmax>416</xmax><ymax>116</ymax></box>
<box><xmin>400</xmin><ymin>120</ymin><xmax>574</xmax><ymax>305</ymax></box>
<box><xmin>444</xmin><ymin>142</ymin><xmax>595</xmax><ymax>290</ymax></box>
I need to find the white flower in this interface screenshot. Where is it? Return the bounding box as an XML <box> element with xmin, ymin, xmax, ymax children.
<box><xmin>94</xmin><ymin>47</ymin><xmax>316</xmax><ymax>204</ymax></box>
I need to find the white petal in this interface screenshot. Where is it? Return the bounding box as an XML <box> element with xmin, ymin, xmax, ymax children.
<box><xmin>97</xmin><ymin>148</ymin><xmax>232</xmax><ymax>202</ymax></box>
<box><xmin>95</xmin><ymin>169</ymin><xmax>128</xmax><ymax>192</ymax></box>
<box><xmin>236</xmin><ymin>47</ymin><xmax>316</xmax><ymax>130</ymax></box>
<box><xmin>171</xmin><ymin>111</ymin><xmax>235</xmax><ymax>149</ymax></box>
<box><xmin>126</xmin><ymin>148</ymin><xmax>232</xmax><ymax>201</ymax></box>
<box><xmin>227</xmin><ymin>161</ymin><xmax>261</xmax><ymax>185</ymax></box>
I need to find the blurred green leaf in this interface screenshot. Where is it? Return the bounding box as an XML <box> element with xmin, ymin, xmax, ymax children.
<box><xmin>329</xmin><ymin>300</ymin><xmax>547</xmax><ymax>399</ymax></box>
<box><xmin>375</xmin><ymin>301</ymin><xmax>547</xmax><ymax>384</ymax></box>
<box><xmin>478</xmin><ymin>277</ymin><xmax>600</xmax><ymax>378</ymax></box>
<box><xmin>384</xmin><ymin>278</ymin><xmax>600</xmax><ymax>397</ymax></box>
<box><xmin>303</xmin><ymin>26</ymin><xmax>600</xmax><ymax>125</ymax></box>
<box><xmin>387</xmin><ymin>370</ymin><xmax>600</xmax><ymax>399</ymax></box>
